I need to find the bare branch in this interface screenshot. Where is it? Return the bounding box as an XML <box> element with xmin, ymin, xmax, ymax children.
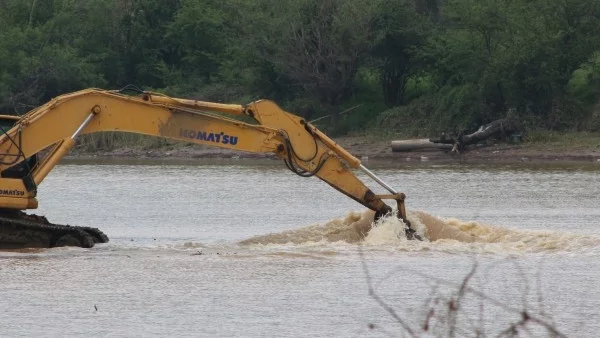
<box><xmin>309</xmin><ymin>104</ymin><xmax>363</xmax><ymax>124</ymax></box>
<box><xmin>28</xmin><ymin>0</ymin><xmax>37</xmax><ymax>28</ymax></box>
<box><xmin>358</xmin><ymin>246</ymin><xmax>416</xmax><ymax>337</ymax></box>
<box><xmin>401</xmin><ymin>267</ymin><xmax>568</xmax><ymax>338</ymax></box>
<box><xmin>448</xmin><ymin>262</ymin><xmax>478</xmax><ymax>338</ymax></box>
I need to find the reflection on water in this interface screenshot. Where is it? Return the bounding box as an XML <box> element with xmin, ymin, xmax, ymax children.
<box><xmin>0</xmin><ymin>161</ymin><xmax>598</xmax><ymax>337</ymax></box>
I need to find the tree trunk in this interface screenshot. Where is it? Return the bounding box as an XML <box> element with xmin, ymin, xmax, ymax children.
<box><xmin>391</xmin><ymin>139</ymin><xmax>453</xmax><ymax>152</ymax></box>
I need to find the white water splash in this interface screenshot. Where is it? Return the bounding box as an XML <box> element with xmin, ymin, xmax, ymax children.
<box><xmin>236</xmin><ymin>209</ymin><xmax>600</xmax><ymax>255</ymax></box>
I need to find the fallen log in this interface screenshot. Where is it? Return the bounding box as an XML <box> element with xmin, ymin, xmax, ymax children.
<box><xmin>391</xmin><ymin>139</ymin><xmax>453</xmax><ymax>152</ymax></box>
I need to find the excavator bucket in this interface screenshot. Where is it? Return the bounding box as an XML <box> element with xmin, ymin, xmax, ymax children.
<box><xmin>372</xmin><ymin>192</ymin><xmax>421</xmax><ymax>240</ymax></box>
<box><xmin>394</xmin><ymin>194</ymin><xmax>421</xmax><ymax>240</ymax></box>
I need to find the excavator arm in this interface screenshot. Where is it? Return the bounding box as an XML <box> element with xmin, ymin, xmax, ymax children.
<box><xmin>0</xmin><ymin>88</ymin><xmax>418</xmax><ymax>247</ymax></box>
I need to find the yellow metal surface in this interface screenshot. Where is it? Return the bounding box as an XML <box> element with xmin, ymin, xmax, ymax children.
<box><xmin>33</xmin><ymin>138</ymin><xmax>75</xmax><ymax>185</ymax></box>
<box><xmin>0</xmin><ymin>88</ymin><xmax>404</xmax><ymax>217</ymax></box>
<box><xmin>146</xmin><ymin>93</ymin><xmax>245</xmax><ymax>116</ymax></box>
<box><xmin>0</xmin><ymin>177</ymin><xmax>38</xmax><ymax>209</ymax></box>
<box><xmin>0</xmin><ymin>196</ymin><xmax>38</xmax><ymax>209</ymax></box>
<box><xmin>309</xmin><ymin>125</ymin><xmax>361</xmax><ymax>169</ymax></box>
<box><xmin>0</xmin><ymin>90</ymin><xmax>283</xmax><ymax>163</ymax></box>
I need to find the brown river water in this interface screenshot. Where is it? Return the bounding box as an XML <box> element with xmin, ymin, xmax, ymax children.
<box><xmin>0</xmin><ymin>160</ymin><xmax>599</xmax><ymax>337</ymax></box>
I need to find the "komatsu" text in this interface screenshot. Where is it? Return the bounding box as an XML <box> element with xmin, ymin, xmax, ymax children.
<box><xmin>179</xmin><ymin>129</ymin><xmax>239</xmax><ymax>145</ymax></box>
<box><xmin>0</xmin><ymin>189</ymin><xmax>25</xmax><ymax>196</ymax></box>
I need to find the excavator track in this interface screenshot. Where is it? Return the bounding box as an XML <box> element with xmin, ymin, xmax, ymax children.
<box><xmin>0</xmin><ymin>210</ymin><xmax>109</xmax><ymax>249</ymax></box>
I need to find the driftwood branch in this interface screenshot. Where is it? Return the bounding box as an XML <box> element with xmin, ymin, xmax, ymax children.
<box><xmin>430</xmin><ymin>118</ymin><xmax>519</xmax><ymax>149</ymax></box>
<box><xmin>391</xmin><ymin>118</ymin><xmax>520</xmax><ymax>153</ymax></box>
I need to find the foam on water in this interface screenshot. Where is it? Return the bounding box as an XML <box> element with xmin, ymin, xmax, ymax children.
<box><xmin>237</xmin><ymin>209</ymin><xmax>600</xmax><ymax>255</ymax></box>
<box><xmin>238</xmin><ymin>211</ymin><xmax>372</xmax><ymax>246</ymax></box>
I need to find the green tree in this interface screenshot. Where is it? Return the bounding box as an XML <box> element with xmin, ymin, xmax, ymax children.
<box><xmin>2</xmin><ymin>0</ymin><xmax>600</xmax><ymax>134</ymax></box>
<box><xmin>371</xmin><ymin>0</ymin><xmax>430</xmax><ymax>106</ymax></box>
<box><xmin>417</xmin><ymin>0</ymin><xmax>600</xmax><ymax>131</ymax></box>
<box><xmin>0</xmin><ymin>0</ymin><xmax>105</xmax><ymax>113</ymax></box>
<box><xmin>235</xmin><ymin>0</ymin><xmax>378</xmax><ymax>128</ymax></box>
<box><xmin>163</xmin><ymin>0</ymin><xmax>230</xmax><ymax>96</ymax></box>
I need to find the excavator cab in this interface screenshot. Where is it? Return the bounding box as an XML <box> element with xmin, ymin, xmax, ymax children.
<box><xmin>0</xmin><ymin>115</ymin><xmax>38</xmax><ymax>179</ymax></box>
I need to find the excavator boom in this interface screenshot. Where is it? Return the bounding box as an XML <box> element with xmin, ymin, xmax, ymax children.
<box><xmin>0</xmin><ymin>88</ymin><xmax>417</xmax><ymax>248</ymax></box>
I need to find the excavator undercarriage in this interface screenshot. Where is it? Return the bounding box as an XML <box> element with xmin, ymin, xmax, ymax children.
<box><xmin>0</xmin><ymin>88</ymin><xmax>418</xmax><ymax>248</ymax></box>
<box><xmin>0</xmin><ymin>210</ymin><xmax>108</xmax><ymax>249</ymax></box>
<box><xmin>0</xmin><ymin>114</ymin><xmax>109</xmax><ymax>248</ymax></box>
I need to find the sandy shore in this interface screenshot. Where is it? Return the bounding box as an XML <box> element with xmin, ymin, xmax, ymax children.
<box><xmin>65</xmin><ymin>136</ymin><xmax>600</xmax><ymax>165</ymax></box>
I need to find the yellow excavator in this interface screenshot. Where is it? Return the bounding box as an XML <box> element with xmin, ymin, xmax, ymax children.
<box><xmin>0</xmin><ymin>86</ymin><xmax>418</xmax><ymax>248</ymax></box>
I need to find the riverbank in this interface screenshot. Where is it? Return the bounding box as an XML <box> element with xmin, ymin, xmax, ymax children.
<box><xmin>65</xmin><ymin>135</ymin><xmax>600</xmax><ymax>165</ymax></box>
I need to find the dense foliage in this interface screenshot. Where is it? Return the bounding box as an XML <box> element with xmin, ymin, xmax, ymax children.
<box><xmin>1</xmin><ymin>0</ymin><xmax>600</xmax><ymax>135</ymax></box>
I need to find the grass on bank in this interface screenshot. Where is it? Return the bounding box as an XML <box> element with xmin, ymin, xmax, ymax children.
<box><xmin>75</xmin><ymin>132</ymin><xmax>175</xmax><ymax>153</ymax></box>
<box><xmin>524</xmin><ymin>130</ymin><xmax>600</xmax><ymax>149</ymax></box>
<box><xmin>73</xmin><ymin>128</ymin><xmax>600</xmax><ymax>154</ymax></box>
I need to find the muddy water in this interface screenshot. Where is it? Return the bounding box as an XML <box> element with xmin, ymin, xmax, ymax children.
<box><xmin>1</xmin><ymin>161</ymin><xmax>599</xmax><ymax>337</ymax></box>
